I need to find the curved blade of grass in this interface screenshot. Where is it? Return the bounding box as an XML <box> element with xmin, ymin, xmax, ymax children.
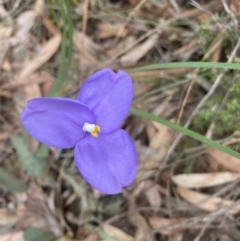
<box><xmin>131</xmin><ymin>107</ymin><xmax>240</xmax><ymax>160</ymax></box>
<box><xmin>49</xmin><ymin>0</ymin><xmax>73</xmax><ymax>96</ymax></box>
<box><xmin>129</xmin><ymin>62</ymin><xmax>240</xmax><ymax>72</ymax></box>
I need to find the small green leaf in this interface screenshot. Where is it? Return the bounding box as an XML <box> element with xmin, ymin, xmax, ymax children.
<box><xmin>35</xmin><ymin>144</ymin><xmax>49</xmax><ymax>160</ymax></box>
<box><xmin>24</xmin><ymin>227</ymin><xmax>54</xmax><ymax>241</ymax></box>
<box><xmin>0</xmin><ymin>167</ymin><xmax>27</xmax><ymax>192</ymax></box>
<box><xmin>11</xmin><ymin>136</ymin><xmax>47</xmax><ymax>178</ymax></box>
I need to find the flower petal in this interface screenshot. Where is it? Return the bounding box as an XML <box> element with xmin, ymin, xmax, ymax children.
<box><xmin>21</xmin><ymin>98</ymin><xmax>95</xmax><ymax>148</ymax></box>
<box><xmin>21</xmin><ymin>111</ymin><xmax>81</xmax><ymax>148</ymax></box>
<box><xmin>77</xmin><ymin>68</ymin><xmax>134</xmax><ymax>133</ymax></box>
<box><xmin>74</xmin><ymin>130</ymin><xmax>137</xmax><ymax>194</ymax></box>
<box><xmin>22</xmin><ymin>97</ymin><xmax>95</xmax><ymax>125</ymax></box>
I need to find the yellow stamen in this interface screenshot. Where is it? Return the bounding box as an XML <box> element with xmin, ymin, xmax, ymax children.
<box><xmin>83</xmin><ymin>123</ymin><xmax>101</xmax><ymax>137</ymax></box>
<box><xmin>91</xmin><ymin>125</ymin><xmax>101</xmax><ymax>137</ymax></box>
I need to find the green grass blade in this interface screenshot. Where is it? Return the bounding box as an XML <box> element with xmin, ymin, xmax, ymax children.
<box><xmin>49</xmin><ymin>0</ymin><xmax>73</xmax><ymax>96</ymax></box>
<box><xmin>131</xmin><ymin>107</ymin><xmax>240</xmax><ymax>160</ymax></box>
<box><xmin>129</xmin><ymin>62</ymin><xmax>240</xmax><ymax>72</ymax></box>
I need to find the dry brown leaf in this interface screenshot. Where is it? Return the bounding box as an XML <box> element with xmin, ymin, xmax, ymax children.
<box><xmin>74</xmin><ymin>32</ymin><xmax>101</xmax><ymax>71</ymax></box>
<box><xmin>137</xmin><ymin>102</ymin><xmax>176</xmax><ymax>177</ymax></box>
<box><xmin>10</xmin><ymin>0</ymin><xmax>43</xmax><ymax>41</ymax></box>
<box><xmin>230</xmin><ymin>0</ymin><xmax>240</xmax><ymax>13</ymax></box>
<box><xmin>133</xmin><ymin>180</ymin><xmax>148</xmax><ymax>197</ymax></box>
<box><xmin>208</xmin><ymin>148</ymin><xmax>240</xmax><ymax>172</ymax></box>
<box><xmin>197</xmin><ymin>13</ymin><xmax>211</xmax><ymax>22</ymax></box>
<box><xmin>83</xmin><ymin>234</ymin><xmax>99</xmax><ymax>241</ymax></box>
<box><xmin>19</xmin><ymin>34</ymin><xmax>61</xmax><ymax>80</ymax></box>
<box><xmin>102</xmin><ymin>224</ymin><xmax>134</xmax><ymax>241</ymax></box>
<box><xmin>120</xmin><ymin>33</ymin><xmax>159</xmax><ymax>66</ymax></box>
<box><xmin>106</xmin><ymin>36</ymin><xmax>136</xmax><ymax>57</ymax></box>
<box><xmin>10</xmin><ymin>0</ymin><xmax>44</xmax><ymax>46</ymax></box>
<box><xmin>149</xmin><ymin>217</ymin><xmax>185</xmax><ymax>235</ymax></box>
<box><xmin>145</xmin><ymin>121</ymin><xmax>173</xmax><ymax>162</ymax></box>
<box><xmin>14</xmin><ymin>187</ymin><xmax>62</xmax><ymax>238</ymax></box>
<box><xmin>97</xmin><ymin>23</ymin><xmax>128</xmax><ymax>39</ymax></box>
<box><xmin>0</xmin><ymin>3</ymin><xmax>13</xmax><ymax>68</ymax></box>
<box><xmin>2</xmin><ymin>60</ymin><xmax>12</xmax><ymax>71</ymax></box>
<box><xmin>0</xmin><ymin>231</ymin><xmax>24</xmax><ymax>241</ymax></box>
<box><xmin>145</xmin><ymin>183</ymin><xmax>162</xmax><ymax>208</ymax></box>
<box><xmin>18</xmin><ymin>34</ymin><xmax>60</xmax><ymax>101</ymax></box>
<box><xmin>33</xmin><ymin>0</ymin><xmax>45</xmax><ymax>16</ymax></box>
<box><xmin>43</xmin><ymin>16</ymin><xmax>59</xmax><ymax>35</ymax></box>
<box><xmin>0</xmin><ymin>132</ymin><xmax>12</xmax><ymax>141</ymax></box>
<box><xmin>0</xmin><ymin>209</ymin><xmax>18</xmax><ymax>225</ymax></box>
<box><xmin>177</xmin><ymin>186</ymin><xmax>240</xmax><ymax>215</ymax></box>
<box><xmin>149</xmin><ymin>122</ymin><xmax>172</xmax><ymax>149</ymax></box>
<box><xmin>0</xmin><ymin>90</ymin><xmax>11</xmax><ymax>98</ymax></box>
<box><xmin>3</xmin><ymin>73</ymin><xmax>53</xmax><ymax>89</ymax></box>
<box><xmin>126</xmin><ymin>192</ymin><xmax>154</xmax><ymax>241</ymax></box>
<box><xmin>74</xmin><ymin>32</ymin><xmax>101</xmax><ymax>54</ymax></box>
<box><xmin>134</xmin><ymin>180</ymin><xmax>162</xmax><ymax>207</ymax></box>
<box><xmin>172</xmin><ymin>39</ymin><xmax>199</xmax><ymax>59</ymax></box>
<box><xmin>9</xmin><ymin>1</ymin><xmax>55</xmax><ymax>103</ymax></box>
<box><xmin>9</xmin><ymin>5</ymin><xmax>40</xmax><ymax>62</ymax></box>
<box><xmin>172</xmin><ymin>233</ymin><xmax>183</xmax><ymax>241</ymax></box>
<box><xmin>172</xmin><ymin>172</ymin><xmax>240</xmax><ymax>188</ymax></box>
<box><xmin>55</xmin><ymin>236</ymin><xmax>74</xmax><ymax>241</ymax></box>
<box><xmin>0</xmin><ymin>25</ymin><xmax>13</xmax><ymax>68</ymax></box>
<box><xmin>15</xmin><ymin>11</ymin><xmax>36</xmax><ymax>40</ymax></box>
<box><xmin>0</xmin><ymin>25</ymin><xmax>13</xmax><ymax>65</ymax></box>
<box><xmin>133</xmin><ymin>213</ymin><xmax>153</xmax><ymax>241</ymax></box>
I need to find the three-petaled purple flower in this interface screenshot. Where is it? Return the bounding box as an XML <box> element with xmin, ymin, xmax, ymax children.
<box><xmin>20</xmin><ymin>68</ymin><xmax>137</xmax><ymax>194</ymax></box>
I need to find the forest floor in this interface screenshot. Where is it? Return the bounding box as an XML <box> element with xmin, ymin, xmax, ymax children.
<box><xmin>1</xmin><ymin>0</ymin><xmax>240</xmax><ymax>241</ymax></box>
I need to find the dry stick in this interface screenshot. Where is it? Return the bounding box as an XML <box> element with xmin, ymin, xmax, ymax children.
<box><xmin>163</xmin><ymin>37</ymin><xmax>240</xmax><ymax>164</ymax></box>
<box><xmin>169</xmin><ymin>0</ymin><xmax>181</xmax><ymax>13</ymax></box>
<box><xmin>193</xmin><ymin>217</ymin><xmax>215</xmax><ymax>241</ymax></box>
<box><xmin>190</xmin><ymin>0</ymin><xmax>216</xmax><ymax>17</ymax></box>
<box><xmin>149</xmin><ymin>203</ymin><xmax>239</xmax><ymax>234</ymax></box>
<box><xmin>176</xmin><ymin>70</ymin><xmax>197</xmax><ymax>125</ymax></box>
<box><xmin>193</xmin><ymin>200</ymin><xmax>240</xmax><ymax>241</ymax></box>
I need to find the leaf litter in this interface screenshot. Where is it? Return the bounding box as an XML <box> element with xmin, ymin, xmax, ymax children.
<box><xmin>1</xmin><ymin>0</ymin><xmax>240</xmax><ymax>241</ymax></box>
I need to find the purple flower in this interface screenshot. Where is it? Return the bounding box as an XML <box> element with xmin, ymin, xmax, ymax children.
<box><xmin>20</xmin><ymin>68</ymin><xmax>137</xmax><ymax>194</ymax></box>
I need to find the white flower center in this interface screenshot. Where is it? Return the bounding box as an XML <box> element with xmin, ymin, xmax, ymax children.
<box><xmin>83</xmin><ymin>123</ymin><xmax>101</xmax><ymax>137</ymax></box>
